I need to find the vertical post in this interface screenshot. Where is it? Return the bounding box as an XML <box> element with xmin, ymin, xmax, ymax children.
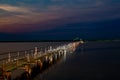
<box><xmin>45</xmin><ymin>48</ymin><xmax>47</xmax><ymax>54</ymax></box>
<box><xmin>64</xmin><ymin>49</ymin><xmax>67</xmax><ymax>61</ymax></box>
<box><xmin>31</xmin><ymin>50</ymin><xmax>34</xmax><ymax>57</ymax></box>
<box><xmin>17</xmin><ymin>52</ymin><xmax>19</xmax><ymax>59</ymax></box>
<box><xmin>27</xmin><ymin>54</ymin><xmax>30</xmax><ymax>62</ymax></box>
<box><xmin>59</xmin><ymin>50</ymin><xmax>61</xmax><ymax>56</ymax></box>
<box><xmin>34</xmin><ymin>47</ymin><xmax>37</xmax><ymax>59</ymax></box>
<box><xmin>16</xmin><ymin>52</ymin><xmax>19</xmax><ymax>67</ymax></box>
<box><xmin>25</xmin><ymin>51</ymin><xmax>27</xmax><ymax>57</ymax></box>
<box><xmin>8</xmin><ymin>52</ymin><xmax>11</xmax><ymax>62</ymax></box>
<box><xmin>64</xmin><ymin>49</ymin><xmax>67</xmax><ymax>54</ymax></box>
<box><xmin>2</xmin><ymin>60</ymin><xmax>5</xmax><ymax>72</ymax></box>
<box><xmin>16</xmin><ymin>59</ymin><xmax>19</xmax><ymax>67</ymax></box>
<box><xmin>50</xmin><ymin>46</ymin><xmax>51</xmax><ymax>51</ymax></box>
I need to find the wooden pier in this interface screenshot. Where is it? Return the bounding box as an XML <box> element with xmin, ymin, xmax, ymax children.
<box><xmin>0</xmin><ymin>41</ymin><xmax>80</xmax><ymax>80</ymax></box>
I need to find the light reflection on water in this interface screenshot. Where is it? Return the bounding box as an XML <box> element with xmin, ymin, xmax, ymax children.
<box><xmin>33</xmin><ymin>47</ymin><xmax>77</xmax><ymax>80</ymax></box>
<box><xmin>63</xmin><ymin>51</ymin><xmax>67</xmax><ymax>62</ymax></box>
<box><xmin>35</xmin><ymin>41</ymin><xmax>120</xmax><ymax>80</ymax></box>
<box><xmin>33</xmin><ymin>51</ymin><xmax>68</xmax><ymax>80</ymax></box>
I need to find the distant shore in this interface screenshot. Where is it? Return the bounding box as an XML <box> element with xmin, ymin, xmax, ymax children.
<box><xmin>84</xmin><ymin>39</ymin><xmax>120</xmax><ymax>42</ymax></box>
<box><xmin>0</xmin><ymin>39</ymin><xmax>120</xmax><ymax>42</ymax></box>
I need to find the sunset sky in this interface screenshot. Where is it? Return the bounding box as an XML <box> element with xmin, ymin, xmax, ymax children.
<box><xmin>0</xmin><ymin>0</ymin><xmax>120</xmax><ymax>41</ymax></box>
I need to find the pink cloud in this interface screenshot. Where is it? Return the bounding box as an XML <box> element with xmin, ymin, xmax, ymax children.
<box><xmin>0</xmin><ymin>3</ymin><xmax>120</xmax><ymax>33</ymax></box>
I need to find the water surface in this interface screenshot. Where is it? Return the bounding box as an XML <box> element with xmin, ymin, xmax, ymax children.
<box><xmin>36</xmin><ymin>41</ymin><xmax>120</xmax><ymax>80</ymax></box>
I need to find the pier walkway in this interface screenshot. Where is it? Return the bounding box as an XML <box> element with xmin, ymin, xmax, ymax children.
<box><xmin>0</xmin><ymin>41</ymin><xmax>80</xmax><ymax>80</ymax></box>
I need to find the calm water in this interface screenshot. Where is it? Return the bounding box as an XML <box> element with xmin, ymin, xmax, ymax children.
<box><xmin>35</xmin><ymin>41</ymin><xmax>120</xmax><ymax>80</ymax></box>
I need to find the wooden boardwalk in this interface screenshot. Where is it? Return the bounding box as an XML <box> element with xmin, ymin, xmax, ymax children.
<box><xmin>0</xmin><ymin>41</ymin><xmax>81</xmax><ymax>80</ymax></box>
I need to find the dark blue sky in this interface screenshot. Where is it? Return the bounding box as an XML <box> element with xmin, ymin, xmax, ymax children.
<box><xmin>0</xmin><ymin>0</ymin><xmax>120</xmax><ymax>41</ymax></box>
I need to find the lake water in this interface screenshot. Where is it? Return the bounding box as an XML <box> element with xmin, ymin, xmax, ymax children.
<box><xmin>34</xmin><ymin>41</ymin><xmax>120</xmax><ymax>80</ymax></box>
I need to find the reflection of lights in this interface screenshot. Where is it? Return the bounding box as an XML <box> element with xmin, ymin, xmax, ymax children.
<box><xmin>14</xmin><ymin>58</ymin><xmax>17</xmax><ymax>61</ymax></box>
<box><xmin>64</xmin><ymin>50</ymin><xmax>67</xmax><ymax>61</ymax></box>
<box><xmin>55</xmin><ymin>54</ymin><xmax>57</xmax><ymax>60</ymax></box>
<box><xmin>49</xmin><ymin>56</ymin><xmax>53</xmax><ymax>63</ymax></box>
<box><xmin>37</xmin><ymin>59</ymin><xmax>40</xmax><ymax>62</ymax></box>
<box><xmin>45</xmin><ymin>56</ymin><xmax>48</xmax><ymax>61</ymax></box>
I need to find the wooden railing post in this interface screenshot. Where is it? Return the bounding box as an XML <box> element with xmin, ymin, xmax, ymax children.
<box><xmin>8</xmin><ymin>52</ymin><xmax>11</xmax><ymax>62</ymax></box>
<box><xmin>2</xmin><ymin>61</ymin><xmax>5</xmax><ymax>72</ymax></box>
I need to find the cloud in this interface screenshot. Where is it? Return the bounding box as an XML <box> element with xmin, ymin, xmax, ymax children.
<box><xmin>0</xmin><ymin>4</ymin><xmax>31</xmax><ymax>13</ymax></box>
<box><xmin>0</xmin><ymin>1</ymin><xmax>120</xmax><ymax>33</ymax></box>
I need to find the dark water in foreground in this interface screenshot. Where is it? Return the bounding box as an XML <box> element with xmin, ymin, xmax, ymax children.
<box><xmin>35</xmin><ymin>41</ymin><xmax>120</xmax><ymax>80</ymax></box>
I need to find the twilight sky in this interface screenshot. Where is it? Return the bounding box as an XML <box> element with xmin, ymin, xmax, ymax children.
<box><xmin>0</xmin><ymin>0</ymin><xmax>120</xmax><ymax>41</ymax></box>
